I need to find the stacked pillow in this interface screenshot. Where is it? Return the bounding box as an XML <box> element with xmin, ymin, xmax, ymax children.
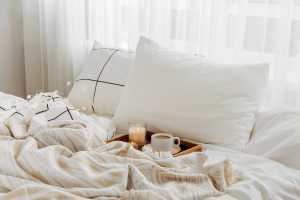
<box><xmin>69</xmin><ymin>37</ymin><xmax>269</xmax><ymax>150</ymax></box>
<box><xmin>68</xmin><ymin>42</ymin><xmax>135</xmax><ymax>116</ymax></box>
<box><xmin>113</xmin><ymin>37</ymin><xmax>269</xmax><ymax>150</ymax></box>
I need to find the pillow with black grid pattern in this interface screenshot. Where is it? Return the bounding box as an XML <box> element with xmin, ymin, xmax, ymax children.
<box><xmin>68</xmin><ymin>42</ymin><xmax>135</xmax><ymax>116</ymax></box>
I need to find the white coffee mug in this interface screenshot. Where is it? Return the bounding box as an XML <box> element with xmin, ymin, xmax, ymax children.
<box><xmin>151</xmin><ymin>133</ymin><xmax>180</xmax><ymax>152</ymax></box>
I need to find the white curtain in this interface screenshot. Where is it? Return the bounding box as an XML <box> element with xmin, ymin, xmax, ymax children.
<box><xmin>22</xmin><ymin>0</ymin><xmax>88</xmax><ymax>96</ymax></box>
<box><xmin>22</xmin><ymin>0</ymin><xmax>300</xmax><ymax>109</ymax></box>
<box><xmin>86</xmin><ymin>0</ymin><xmax>300</xmax><ymax>109</ymax></box>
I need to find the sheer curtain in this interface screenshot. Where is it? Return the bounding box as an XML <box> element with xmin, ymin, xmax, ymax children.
<box><xmin>22</xmin><ymin>0</ymin><xmax>88</xmax><ymax>96</ymax></box>
<box><xmin>86</xmin><ymin>0</ymin><xmax>300</xmax><ymax>109</ymax></box>
<box><xmin>22</xmin><ymin>0</ymin><xmax>300</xmax><ymax>109</ymax></box>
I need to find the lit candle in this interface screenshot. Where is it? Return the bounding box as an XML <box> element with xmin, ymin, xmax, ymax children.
<box><xmin>128</xmin><ymin>123</ymin><xmax>146</xmax><ymax>145</ymax></box>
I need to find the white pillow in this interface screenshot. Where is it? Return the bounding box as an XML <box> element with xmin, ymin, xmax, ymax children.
<box><xmin>68</xmin><ymin>42</ymin><xmax>135</xmax><ymax>116</ymax></box>
<box><xmin>113</xmin><ymin>37</ymin><xmax>269</xmax><ymax>150</ymax></box>
<box><xmin>245</xmin><ymin>108</ymin><xmax>300</xmax><ymax>170</ymax></box>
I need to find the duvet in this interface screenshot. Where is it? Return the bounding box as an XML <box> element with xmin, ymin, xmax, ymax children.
<box><xmin>0</xmin><ymin>92</ymin><xmax>240</xmax><ymax>200</ymax></box>
<box><xmin>0</xmin><ymin>92</ymin><xmax>299</xmax><ymax>200</ymax></box>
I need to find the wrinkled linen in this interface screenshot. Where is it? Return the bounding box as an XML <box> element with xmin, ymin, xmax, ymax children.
<box><xmin>0</xmin><ymin>91</ymin><xmax>115</xmax><ymax>142</ymax></box>
<box><xmin>203</xmin><ymin>144</ymin><xmax>300</xmax><ymax>200</ymax></box>
<box><xmin>245</xmin><ymin>108</ymin><xmax>300</xmax><ymax>170</ymax></box>
<box><xmin>0</xmin><ymin>92</ymin><xmax>241</xmax><ymax>200</ymax></box>
<box><xmin>0</xmin><ymin>137</ymin><xmax>239</xmax><ymax>200</ymax></box>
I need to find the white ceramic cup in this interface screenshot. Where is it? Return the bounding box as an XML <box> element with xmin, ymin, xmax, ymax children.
<box><xmin>151</xmin><ymin>133</ymin><xmax>180</xmax><ymax>152</ymax></box>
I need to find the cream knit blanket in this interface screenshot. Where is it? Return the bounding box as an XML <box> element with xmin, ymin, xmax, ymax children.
<box><xmin>0</xmin><ymin>92</ymin><xmax>241</xmax><ymax>200</ymax></box>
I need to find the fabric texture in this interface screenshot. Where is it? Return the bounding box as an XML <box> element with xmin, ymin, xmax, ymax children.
<box><xmin>245</xmin><ymin>108</ymin><xmax>300</xmax><ymax>170</ymax></box>
<box><xmin>203</xmin><ymin>144</ymin><xmax>300</xmax><ymax>200</ymax></box>
<box><xmin>22</xmin><ymin>0</ymin><xmax>88</xmax><ymax>95</ymax></box>
<box><xmin>1</xmin><ymin>92</ymin><xmax>299</xmax><ymax>200</ymax></box>
<box><xmin>113</xmin><ymin>37</ymin><xmax>269</xmax><ymax>150</ymax></box>
<box><xmin>85</xmin><ymin>0</ymin><xmax>300</xmax><ymax>109</ymax></box>
<box><xmin>68</xmin><ymin>41</ymin><xmax>135</xmax><ymax>116</ymax></box>
<box><xmin>0</xmin><ymin>93</ymin><xmax>241</xmax><ymax>200</ymax></box>
<box><xmin>0</xmin><ymin>91</ymin><xmax>115</xmax><ymax>141</ymax></box>
<box><xmin>22</xmin><ymin>1</ymin><xmax>300</xmax><ymax>109</ymax></box>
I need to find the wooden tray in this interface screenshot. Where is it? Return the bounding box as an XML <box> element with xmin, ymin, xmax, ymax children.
<box><xmin>107</xmin><ymin>132</ymin><xmax>202</xmax><ymax>157</ymax></box>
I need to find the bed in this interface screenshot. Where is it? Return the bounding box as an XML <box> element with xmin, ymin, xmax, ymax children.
<box><xmin>0</xmin><ymin>91</ymin><xmax>299</xmax><ymax>200</ymax></box>
<box><xmin>1</xmin><ymin>37</ymin><xmax>299</xmax><ymax>199</ymax></box>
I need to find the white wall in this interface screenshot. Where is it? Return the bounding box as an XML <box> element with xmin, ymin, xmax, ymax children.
<box><xmin>0</xmin><ymin>0</ymin><xmax>25</xmax><ymax>97</ymax></box>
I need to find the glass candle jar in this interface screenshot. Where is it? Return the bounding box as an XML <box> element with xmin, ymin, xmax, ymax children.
<box><xmin>128</xmin><ymin>122</ymin><xmax>146</xmax><ymax>145</ymax></box>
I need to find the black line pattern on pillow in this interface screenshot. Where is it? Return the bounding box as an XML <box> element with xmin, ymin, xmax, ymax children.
<box><xmin>75</xmin><ymin>79</ymin><xmax>125</xmax><ymax>87</ymax></box>
<box><xmin>9</xmin><ymin>107</ymin><xmax>35</xmax><ymax>118</ymax></box>
<box><xmin>74</xmin><ymin>48</ymin><xmax>134</xmax><ymax>113</ymax></box>
<box><xmin>0</xmin><ymin>105</ymin><xmax>17</xmax><ymax>111</ymax></box>
<box><xmin>10</xmin><ymin>112</ymin><xmax>24</xmax><ymax>117</ymax></box>
<box><xmin>66</xmin><ymin>107</ymin><xmax>74</xmax><ymax>120</ymax></box>
<box><xmin>41</xmin><ymin>95</ymin><xmax>61</xmax><ymax>102</ymax></box>
<box><xmin>94</xmin><ymin>47</ymin><xmax>135</xmax><ymax>53</ymax></box>
<box><xmin>91</xmin><ymin>50</ymin><xmax>118</xmax><ymax>112</ymax></box>
<box><xmin>2</xmin><ymin>94</ymin><xmax>76</xmax><ymax>123</ymax></box>
<box><xmin>48</xmin><ymin>107</ymin><xmax>76</xmax><ymax>121</ymax></box>
<box><xmin>36</xmin><ymin>104</ymin><xmax>49</xmax><ymax>115</ymax></box>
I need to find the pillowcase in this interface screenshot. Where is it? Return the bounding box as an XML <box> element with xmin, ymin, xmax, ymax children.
<box><xmin>113</xmin><ymin>36</ymin><xmax>269</xmax><ymax>150</ymax></box>
<box><xmin>68</xmin><ymin>42</ymin><xmax>135</xmax><ymax>116</ymax></box>
<box><xmin>245</xmin><ymin>108</ymin><xmax>300</xmax><ymax>170</ymax></box>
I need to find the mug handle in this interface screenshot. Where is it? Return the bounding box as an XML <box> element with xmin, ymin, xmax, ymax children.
<box><xmin>173</xmin><ymin>137</ymin><xmax>180</xmax><ymax>147</ymax></box>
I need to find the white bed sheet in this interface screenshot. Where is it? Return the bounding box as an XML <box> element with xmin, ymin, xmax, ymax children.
<box><xmin>203</xmin><ymin>144</ymin><xmax>300</xmax><ymax>200</ymax></box>
<box><xmin>245</xmin><ymin>108</ymin><xmax>300</xmax><ymax>170</ymax></box>
<box><xmin>69</xmin><ymin>102</ymin><xmax>300</xmax><ymax>199</ymax></box>
<box><xmin>1</xmin><ymin>92</ymin><xmax>299</xmax><ymax>199</ymax></box>
<box><xmin>107</xmin><ymin>136</ymin><xmax>300</xmax><ymax>199</ymax></box>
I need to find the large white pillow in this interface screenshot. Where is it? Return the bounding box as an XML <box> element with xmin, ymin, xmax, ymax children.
<box><xmin>113</xmin><ymin>37</ymin><xmax>269</xmax><ymax>150</ymax></box>
<box><xmin>245</xmin><ymin>108</ymin><xmax>300</xmax><ymax>170</ymax></box>
<box><xmin>68</xmin><ymin>42</ymin><xmax>135</xmax><ymax>116</ymax></box>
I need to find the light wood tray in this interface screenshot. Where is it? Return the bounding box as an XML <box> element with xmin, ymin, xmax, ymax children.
<box><xmin>107</xmin><ymin>132</ymin><xmax>202</xmax><ymax>157</ymax></box>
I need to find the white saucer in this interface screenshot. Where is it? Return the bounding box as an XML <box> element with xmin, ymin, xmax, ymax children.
<box><xmin>142</xmin><ymin>144</ymin><xmax>181</xmax><ymax>155</ymax></box>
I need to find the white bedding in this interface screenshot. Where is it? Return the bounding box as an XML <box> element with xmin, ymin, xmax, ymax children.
<box><xmin>114</xmin><ymin>36</ymin><xmax>269</xmax><ymax>151</ymax></box>
<box><xmin>203</xmin><ymin>144</ymin><xmax>300</xmax><ymax>200</ymax></box>
<box><xmin>0</xmin><ymin>92</ymin><xmax>242</xmax><ymax>199</ymax></box>
<box><xmin>245</xmin><ymin>108</ymin><xmax>300</xmax><ymax>170</ymax></box>
<box><xmin>0</xmin><ymin>91</ymin><xmax>116</xmax><ymax>141</ymax></box>
<box><xmin>0</xmin><ymin>92</ymin><xmax>299</xmax><ymax>199</ymax></box>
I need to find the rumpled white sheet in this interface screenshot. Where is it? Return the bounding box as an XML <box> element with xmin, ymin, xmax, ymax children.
<box><xmin>0</xmin><ymin>92</ymin><xmax>241</xmax><ymax>200</ymax></box>
<box><xmin>203</xmin><ymin>144</ymin><xmax>300</xmax><ymax>200</ymax></box>
<box><xmin>245</xmin><ymin>108</ymin><xmax>300</xmax><ymax>170</ymax></box>
<box><xmin>0</xmin><ymin>92</ymin><xmax>299</xmax><ymax>199</ymax></box>
<box><xmin>0</xmin><ymin>91</ymin><xmax>115</xmax><ymax>142</ymax></box>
